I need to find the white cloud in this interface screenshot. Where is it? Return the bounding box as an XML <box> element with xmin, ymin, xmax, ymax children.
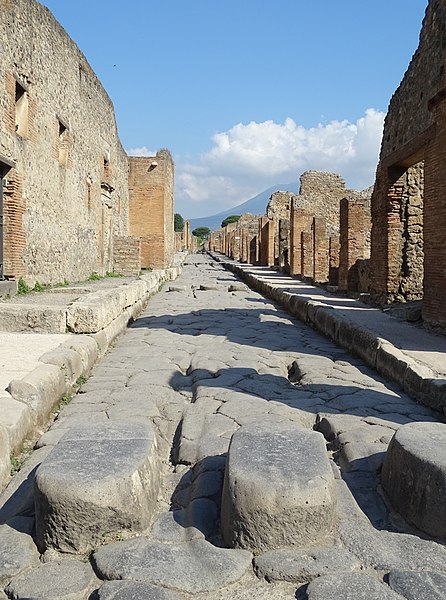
<box><xmin>127</xmin><ymin>146</ymin><xmax>156</xmax><ymax>157</ymax></box>
<box><xmin>175</xmin><ymin>109</ymin><xmax>385</xmax><ymax>218</ymax></box>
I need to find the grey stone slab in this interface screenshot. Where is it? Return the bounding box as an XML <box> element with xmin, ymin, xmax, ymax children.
<box><xmin>177</xmin><ymin>434</ymin><xmax>230</xmax><ymax>466</ymax></box>
<box><xmin>306</xmin><ymin>572</ymin><xmax>403</xmax><ymax>600</ymax></box>
<box><xmin>97</xmin><ymin>581</ymin><xmax>184</xmax><ymax>600</ymax></box>
<box><xmin>254</xmin><ymin>546</ymin><xmax>360</xmax><ymax>583</ymax></box>
<box><xmin>93</xmin><ymin>537</ymin><xmax>252</xmax><ymax>593</ymax></box>
<box><xmin>221</xmin><ymin>422</ymin><xmax>336</xmax><ymax>550</ymax></box>
<box><xmin>35</xmin><ymin>421</ymin><xmax>160</xmax><ymax>553</ymax></box>
<box><xmin>337</xmin><ymin>479</ymin><xmax>446</xmax><ymax>571</ymax></box>
<box><xmin>0</xmin><ymin>523</ymin><xmax>39</xmax><ymax>586</ymax></box>
<box><xmin>388</xmin><ymin>570</ymin><xmax>446</xmax><ymax>600</ymax></box>
<box><xmin>382</xmin><ymin>422</ymin><xmax>446</xmax><ymax>538</ymax></box>
<box><xmin>150</xmin><ymin>511</ymin><xmax>205</xmax><ymax>543</ymax></box>
<box><xmin>5</xmin><ymin>559</ymin><xmax>97</xmax><ymax>600</ymax></box>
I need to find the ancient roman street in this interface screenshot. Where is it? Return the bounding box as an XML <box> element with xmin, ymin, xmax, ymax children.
<box><xmin>1</xmin><ymin>255</ymin><xmax>445</xmax><ymax>598</ymax></box>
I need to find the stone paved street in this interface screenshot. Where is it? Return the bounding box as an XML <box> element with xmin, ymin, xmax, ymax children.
<box><xmin>1</xmin><ymin>254</ymin><xmax>446</xmax><ymax>599</ymax></box>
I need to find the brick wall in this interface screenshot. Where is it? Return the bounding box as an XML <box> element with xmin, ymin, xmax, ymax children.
<box><xmin>339</xmin><ymin>198</ymin><xmax>367</xmax><ymax>292</ymax></box>
<box><xmin>313</xmin><ymin>217</ymin><xmax>328</xmax><ymax>284</ymax></box>
<box><xmin>128</xmin><ymin>150</ymin><xmax>174</xmax><ymax>270</ymax></box>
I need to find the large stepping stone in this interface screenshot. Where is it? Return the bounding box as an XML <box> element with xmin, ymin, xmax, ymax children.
<box><xmin>388</xmin><ymin>570</ymin><xmax>446</xmax><ymax>599</ymax></box>
<box><xmin>93</xmin><ymin>537</ymin><xmax>252</xmax><ymax>593</ymax></box>
<box><xmin>97</xmin><ymin>580</ymin><xmax>183</xmax><ymax>600</ymax></box>
<box><xmin>381</xmin><ymin>422</ymin><xmax>446</xmax><ymax>538</ymax></box>
<box><xmin>221</xmin><ymin>422</ymin><xmax>336</xmax><ymax>550</ymax></box>
<box><xmin>35</xmin><ymin>421</ymin><xmax>160</xmax><ymax>553</ymax></box>
<box><xmin>5</xmin><ymin>559</ymin><xmax>97</xmax><ymax>600</ymax></box>
<box><xmin>306</xmin><ymin>572</ymin><xmax>404</xmax><ymax>599</ymax></box>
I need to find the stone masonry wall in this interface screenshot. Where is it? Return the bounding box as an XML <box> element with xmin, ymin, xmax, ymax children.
<box><xmin>113</xmin><ymin>236</ymin><xmax>141</xmax><ymax>276</ymax></box>
<box><xmin>0</xmin><ymin>0</ymin><xmax>129</xmax><ymax>284</ymax></box>
<box><xmin>369</xmin><ymin>0</ymin><xmax>446</xmax><ymax>326</ymax></box>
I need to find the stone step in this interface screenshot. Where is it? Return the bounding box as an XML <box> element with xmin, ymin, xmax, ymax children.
<box><xmin>35</xmin><ymin>421</ymin><xmax>161</xmax><ymax>553</ymax></box>
<box><xmin>221</xmin><ymin>421</ymin><xmax>337</xmax><ymax>550</ymax></box>
<box><xmin>382</xmin><ymin>422</ymin><xmax>446</xmax><ymax>539</ymax></box>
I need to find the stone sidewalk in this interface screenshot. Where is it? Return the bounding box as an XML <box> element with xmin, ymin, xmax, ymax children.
<box><xmin>0</xmin><ymin>257</ymin><xmax>186</xmax><ymax>490</ymax></box>
<box><xmin>0</xmin><ymin>254</ymin><xmax>445</xmax><ymax>598</ymax></box>
<box><xmin>217</xmin><ymin>256</ymin><xmax>446</xmax><ymax>415</ymax></box>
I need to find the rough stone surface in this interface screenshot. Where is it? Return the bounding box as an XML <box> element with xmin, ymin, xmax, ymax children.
<box><xmin>221</xmin><ymin>422</ymin><xmax>336</xmax><ymax>550</ymax></box>
<box><xmin>35</xmin><ymin>421</ymin><xmax>160</xmax><ymax>553</ymax></box>
<box><xmin>97</xmin><ymin>581</ymin><xmax>183</xmax><ymax>600</ymax></box>
<box><xmin>5</xmin><ymin>559</ymin><xmax>97</xmax><ymax>600</ymax></box>
<box><xmin>305</xmin><ymin>572</ymin><xmax>404</xmax><ymax>600</ymax></box>
<box><xmin>382</xmin><ymin>422</ymin><xmax>446</xmax><ymax>538</ymax></box>
<box><xmin>93</xmin><ymin>537</ymin><xmax>253</xmax><ymax>593</ymax></box>
<box><xmin>254</xmin><ymin>546</ymin><xmax>360</xmax><ymax>583</ymax></box>
<box><xmin>0</xmin><ymin>523</ymin><xmax>39</xmax><ymax>586</ymax></box>
<box><xmin>388</xmin><ymin>570</ymin><xmax>446</xmax><ymax>600</ymax></box>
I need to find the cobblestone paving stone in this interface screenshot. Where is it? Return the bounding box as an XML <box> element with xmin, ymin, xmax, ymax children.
<box><xmin>0</xmin><ymin>254</ymin><xmax>445</xmax><ymax>599</ymax></box>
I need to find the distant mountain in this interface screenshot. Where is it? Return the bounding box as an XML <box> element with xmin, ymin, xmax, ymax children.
<box><xmin>189</xmin><ymin>183</ymin><xmax>298</xmax><ymax>232</ymax></box>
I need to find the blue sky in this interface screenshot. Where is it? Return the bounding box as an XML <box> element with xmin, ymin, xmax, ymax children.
<box><xmin>41</xmin><ymin>0</ymin><xmax>428</xmax><ymax>218</ymax></box>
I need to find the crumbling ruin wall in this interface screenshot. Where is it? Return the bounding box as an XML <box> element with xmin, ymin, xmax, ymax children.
<box><xmin>295</xmin><ymin>171</ymin><xmax>371</xmax><ymax>237</ymax></box>
<box><xmin>0</xmin><ymin>0</ymin><xmax>129</xmax><ymax>284</ymax></box>
<box><xmin>266</xmin><ymin>191</ymin><xmax>294</xmax><ymax>221</ymax></box>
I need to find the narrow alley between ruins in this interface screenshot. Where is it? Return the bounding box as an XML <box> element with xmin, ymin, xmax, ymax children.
<box><xmin>1</xmin><ymin>255</ymin><xmax>445</xmax><ymax>599</ymax></box>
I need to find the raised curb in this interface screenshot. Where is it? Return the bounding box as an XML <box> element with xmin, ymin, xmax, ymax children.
<box><xmin>0</xmin><ymin>262</ymin><xmax>184</xmax><ymax>492</ymax></box>
<box><xmin>219</xmin><ymin>257</ymin><xmax>446</xmax><ymax>414</ymax></box>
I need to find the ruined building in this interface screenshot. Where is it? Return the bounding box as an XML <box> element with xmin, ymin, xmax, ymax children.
<box><xmin>369</xmin><ymin>0</ymin><xmax>445</xmax><ymax>328</ymax></box>
<box><xmin>0</xmin><ymin>0</ymin><xmax>175</xmax><ymax>287</ymax></box>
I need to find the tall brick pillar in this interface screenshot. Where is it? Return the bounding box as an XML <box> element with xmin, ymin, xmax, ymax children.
<box><xmin>339</xmin><ymin>198</ymin><xmax>367</xmax><ymax>291</ymax></box>
<box><xmin>329</xmin><ymin>236</ymin><xmax>340</xmax><ymax>286</ymax></box>
<box><xmin>313</xmin><ymin>217</ymin><xmax>329</xmax><ymax>283</ymax></box>
<box><xmin>266</xmin><ymin>219</ymin><xmax>275</xmax><ymax>267</ymax></box>
<box><xmin>128</xmin><ymin>153</ymin><xmax>174</xmax><ymax>269</ymax></box>
<box><xmin>301</xmin><ymin>231</ymin><xmax>314</xmax><ymax>279</ymax></box>
<box><xmin>424</xmin><ymin>94</ymin><xmax>446</xmax><ymax>327</ymax></box>
<box><xmin>259</xmin><ymin>216</ymin><xmax>269</xmax><ymax>266</ymax></box>
<box><xmin>290</xmin><ymin>203</ymin><xmax>311</xmax><ymax>276</ymax></box>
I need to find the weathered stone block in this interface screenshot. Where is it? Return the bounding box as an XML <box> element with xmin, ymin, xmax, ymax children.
<box><xmin>93</xmin><ymin>537</ymin><xmax>252</xmax><ymax>594</ymax></box>
<box><xmin>382</xmin><ymin>422</ymin><xmax>446</xmax><ymax>539</ymax></box>
<box><xmin>221</xmin><ymin>422</ymin><xmax>336</xmax><ymax>550</ymax></box>
<box><xmin>306</xmin><ymin>572</ymin><xmax>403</xmax><ymax>599</ymax></box>
<box><xmin>5</xmin><ymin>559</ymin><xmax>98</xmax><ymax>600</ymax></box>
<box><xmin>35</xmin><ymin>421</ymin><xmax>160</xmax><ymax>553</ymax></box>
